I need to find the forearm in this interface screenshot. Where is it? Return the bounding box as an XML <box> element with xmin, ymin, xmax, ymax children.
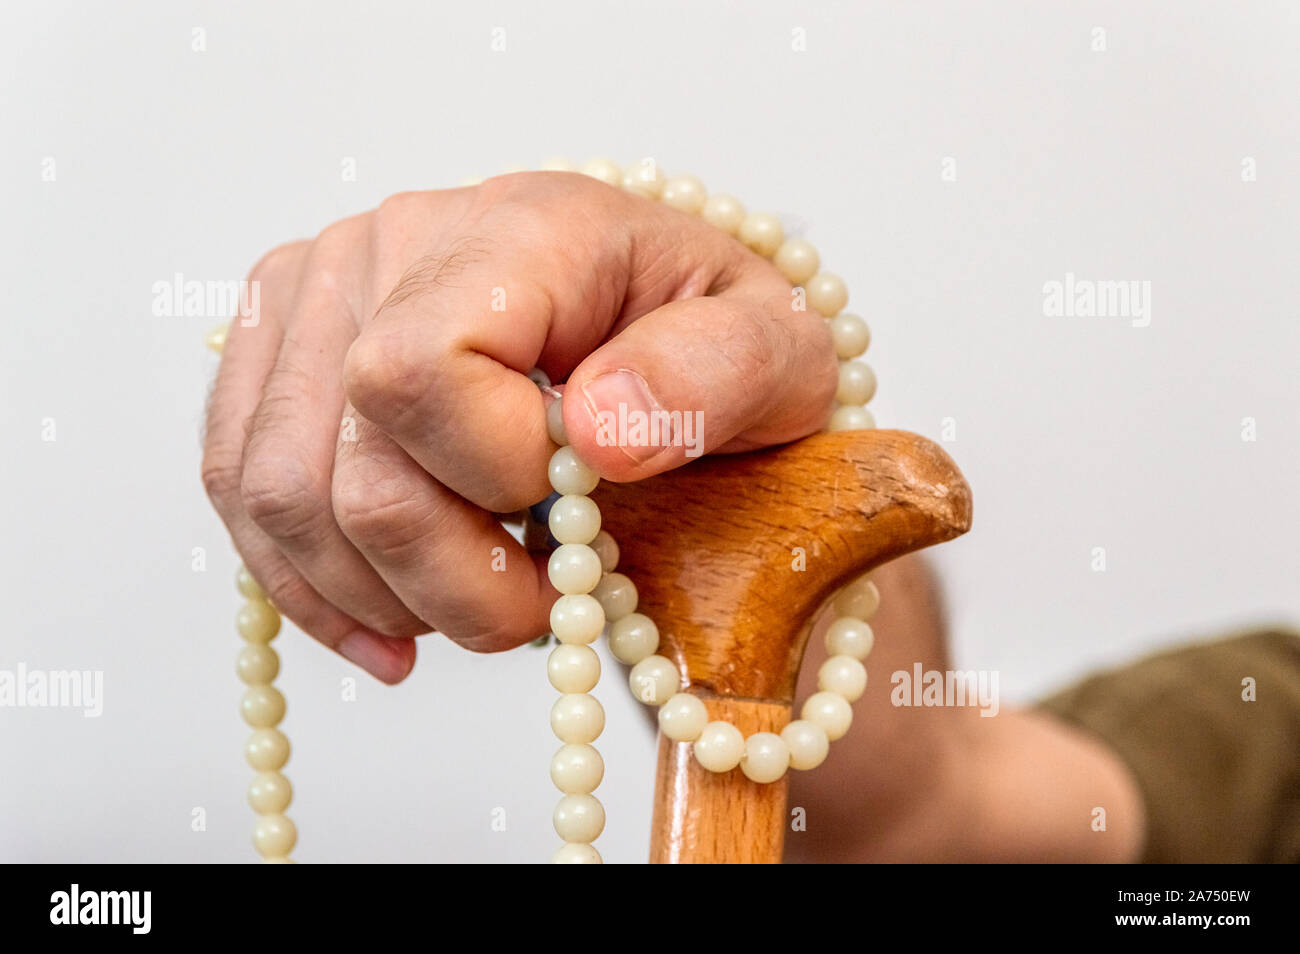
<box><xmin>783</xmin><ymin>553</ymin><xmax>1146</xmax><ymax>863</ymax></box>
<box><xmin>787</xmin><ymin>703</ymin><xmax>1145</xmax><ymax>863</ymax></box>
<box><xmin>954</xmin><ymin>707</ymin><xmax>1146</xmax><ymax>863</ymax></box>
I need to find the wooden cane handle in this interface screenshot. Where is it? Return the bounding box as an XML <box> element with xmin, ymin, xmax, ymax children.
<box><xmin>590</xmin><ymin>429</ymin><xmax>973</xmax><ymax>863</ymax></box>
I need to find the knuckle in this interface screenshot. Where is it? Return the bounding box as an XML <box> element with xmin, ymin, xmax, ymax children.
<box><xmin>247</xmin><ymin>239</ymin><xmax>307</xmax><ymax>285</ymax></box>
<box><xmin>471</xmin><ymin>172</ymin><xmax>614</xmax><ymax>237</ymax></box>
<box><xmin>332</xmin><ymin>472</ymin><xmax>439</xmax><ymax>563</ymax></box>
<box><xmin>240</xmin><ymin>449</ymin><xmax>329</xmax><ymax>542</ymax></box>
<box><xmin>372</xmin><ymin>190</ymin><xmax>428</xmax><ymax>234</ymax></box>
<box><xmin>308</xmin><ymin>219</ymin><xmax>366</xmax><ymax>294</ymax></box>
<box><xmin>469</xmin><ymin>172</ymin><xmax>528</xmax><ymax>208</ymax></box>
<box><xmin>716</xmin><ymin>302</ymin><xmax>778</xmax><ymax>382</ymax></box>
<box><xmin>797</xmin><ymin>312</ymin><xmax>839</xmax><ymax>406</ymax></box>
<box><xmin>342</xmin><ymin>331</ymin><xmax>442</xmax><ymax>427</ymax></box>
<box><xmin>768</xmin><ymin>302</ymin><xmax>837</xmax><ymax>422</ymax></box>
<box><xmin>200</xmin><ymin>451</ymin><xmax>242</xmax><ymax>508</ymax></box>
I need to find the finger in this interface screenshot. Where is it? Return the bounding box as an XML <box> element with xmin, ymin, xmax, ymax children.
<box><xmin>332</xmin><ymin>411</ymin><xmax>555</xmax><ymax>651</ymax></box>
<box><xmin>341</xmin><ymin>177</ymin><xmax>709</xmax><ymax>512</ymax></box>
<box><xmin>239</xmin><ymin>241</ymin><xmax>429</xmax><ymax>639</ymax></box>
<box><xmin>561</xmin><ymin>277</ymin><xmax>838</xmax><ymax>482</ymax></box>
<box><xmin>343</xmin><ymin>243</ymin><xmax>561</xmax><ymax>514</ymax></box>
<box><xmin>202</xmin><ymin>243</ymin><xmax>416</xmax><ymax>683</ymax></box>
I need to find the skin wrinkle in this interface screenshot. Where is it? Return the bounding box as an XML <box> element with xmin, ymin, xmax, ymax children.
<box><xmin>523</xmin><ymin>195</ymin><xmax>631</xmax><ymax>372</ymax></box>
<box><xmin>242</xmin><ymin>348</ymin><xmax>327</xmax><ymax>462</ymax></box>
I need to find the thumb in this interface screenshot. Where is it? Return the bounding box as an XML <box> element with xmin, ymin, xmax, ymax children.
<box><xmin>561</xmin><ymin>292</ymin><xmax>837</xmax><ymax>482</ymax></box>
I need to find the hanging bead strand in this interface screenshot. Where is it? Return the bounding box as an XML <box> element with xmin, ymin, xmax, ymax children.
<box><xmin>544</xmin><ymin>421</ymin><xmax>617</xmax><ymax>864</ymax></box>
<box><xmin>235</xmin><ymin>566</ymin><xmax>298</xmax><ymax>863</ymax></box>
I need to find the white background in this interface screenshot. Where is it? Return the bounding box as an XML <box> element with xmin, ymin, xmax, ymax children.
<box><xmin>1</xmin><ymin>1</ymin><xmax>1296</xmax><ymax>863</ymax></box>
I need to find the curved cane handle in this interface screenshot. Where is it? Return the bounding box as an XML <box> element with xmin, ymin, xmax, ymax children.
<box><xmin>591</xmin><ymin>429</ymin><xmax>973</xmax><ymax>863</ymax></box>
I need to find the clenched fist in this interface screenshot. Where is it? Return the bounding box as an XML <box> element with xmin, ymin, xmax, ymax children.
<box><xmin>202</xmin><ymin>172</ymin><xmax>836</xmax><ymax>683</ymax></box>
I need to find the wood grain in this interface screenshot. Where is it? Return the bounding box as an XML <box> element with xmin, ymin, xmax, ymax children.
<box><xmin>591</xmin><ymin>429</ymin><xmax>973</xmax><ymax>864</ymax></box>
<box><xmin>649</xmin><ymin>696</ymin><xmax>790</xmax><ymax>864</ymax></box>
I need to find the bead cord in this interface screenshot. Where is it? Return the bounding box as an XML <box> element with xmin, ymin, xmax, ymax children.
<box><xmin>234</xmin><ymin>567</ymin><xmax>298</xmax><ymax>863</ymax></box>
<box><xmin>210</xmin><ymin>158</ymin><xmax>882</xmax><ymax>864</ymax></box>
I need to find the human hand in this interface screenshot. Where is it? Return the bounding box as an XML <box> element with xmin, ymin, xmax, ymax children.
<box><xmin>203</xmin><ymin>172</ymin><xmax>837</xmax><ymax>683</ymax></box>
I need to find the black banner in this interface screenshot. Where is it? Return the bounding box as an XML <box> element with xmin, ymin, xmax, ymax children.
<box><xmin>2</xmin><ymin>864</ymin><xmax>1289</xmax><ymax>939</ymax></box>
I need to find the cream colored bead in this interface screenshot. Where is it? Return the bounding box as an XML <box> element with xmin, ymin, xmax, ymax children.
<box><xmin>828</xmin><ymin>405</ymin><xmax>875</xmax><ymax>432</ymax></box>
<box><xmin>550</xmin><ymin>743</ymin><xmax>604</xmax><ymax>794</ymax></box>
<box><xmin>252</xmin><ymin>813</ymin><xmax>296</xmax><ymax>858</ymax></box>
<box><xmin>236</xmin><ymin>565</ymin><xmax>265</xmax><ymax>600</ymax></box>
<box><xmin>549</xmin><ymin>593</ymin><xmax>606</xmax><ymax>645</ymax></box>
<box><xmin>657</xmin><ymin>692</ymin><xmax>708</xmax><ymax>742</ymax></box>
<box><xmin>700</xmin><ymin>193</ymin><xmax>746</xmax><ymax>234</ymax></box>
<box><xmin>581</xmin><ymin>157</ymin><xmax>623</xmax><ymax>186</ymax></box>
<box><xmin>541</xmin><ymin>157</ymin><xmax>575</xmax><ymax>172</ymax></box>
<box><xmin>740</xmin><ymin>732</ymin><xmax>790</xmax><ymax>783</ymax></box>
<box><xmin>248</xmin><ymin>770</ymin><xmax>293</xmax><ymax>814</ymax></box>
<box><xmin>245</xmin><ymin>729</ymin><xmax>290</xmax><ymax>771</ymax></box>
<box><xmin>825</xmin><ymin>616</ymin><xmax>875</xmax><ymax>659</ymax></box>
<box><xmin>237</xmin><ymin>600</ymin><xmax>281</xmax><ymax>643</ymax></box>
<box><xmin>240</xmin><ymin>685</ymin><xmax>286</xmax><ymax>728</ymax></box>
<box><xmin>589</xmin><ymin>530</ymin><xmax>619</xmax><ymax>572</ymax></box>
<box><xmin>807</xmin><ymin>272</ymin><xmax>848</xmax><ymax>317</ymax></box>
<box><xmin>608</xmin><ymin>613</ymin><xmax>659</xmax><ymax>664</ymax></box>
<box><xmin>833</xmin><ymin>577</ymin><xmax>880</xmax><ymax>620</ymax></box>
<box><xmin>546</xmin><ymin>399</ymin><xmax>568</xmax><ymax>446</ymax></box>
<box><xmin>591</xmin><ymin>572</ymin><xmax>638</xmax><ymax>621</ymax></box>
<box><xmin>802</xmin><ymin>691</ymin><xmax>853</xmax><ymax>741</ymax></box>
<box><xmin>547</xmin><ymin>644</ymin><xmax>601</xmax><ymax>694</ymax></box>
<box><xmin>552</xmin><ymin>842</ymin><xmax>602</xmax><ymax>864</ymax></box>
<box><xmin>547</xmin><ymin>543</ymin><xmax>603</xmax><ymax>595</ymax></box>
<box><xmin>693</xmin><ymin>721</ymin><xmax>745</xmax><ymax>772</ymax></box>
<box><xmin>818</xmin><ymin>655</ymin><xmax>868</xmax><ymax>702</ymax></box>
<box><xmin>781</xmin><ymin>719</ymin><xmax>830</xmax><ymax>771</ymax></box>
<box><xmin>628</xmin><ymin>655</ymin><xmax>680</xmax><ymax>706</ymax></box>
<box><xmin>548</xmin><ymin>494</ymin><xmax>601</xmax><ymax>545</ymax></box>
<box><xmin>553</xmin><ymin>793</ymin><xmax>605</xmax><ymax>843</ymax></box>
<box><xmin>548</xmin><ymin>446</ymin><xmax>599</xmax><ymax>496</ymax></box>
<box><xmin>458</xmin><ymin>176</ymin><xmax>484</xmax><ymax>187</ymax></box>
<box><xmin>738</xmin><ymin>212</ymin><xmax>784</xmax><ymax>258</ymax></box>
<box><xmin>236</xmin><ymin>644</ymin><xmax>280</xmax><ymax>686</ymax></box>
<box><xmin>622</xmin><ymin>159</ymin><xmax>665</xmax><ymax>198</ymax></box>
<box><xmin>837</xmin><ymin>361</ymin><xmax>877</xmax><ymax>405</ymax></box>
<box><xmin>262</xmin><ymin>857</ymin><xmax>295</xmax><ymax>864</ymax></box>
<box><xmin>550</xmin><ymin>693</ymin><xmax>605</xmax><ymax>743</ymax></box>
<box><xmin>661</xmin><ymin>174</ymin><xmax>707</xmax><ymax>214</ymax></box>
<box><xmin>830</xmin><ymin>313</ymin><xmax>871</xmax><ymax>358</ymax></box>
<box><xmin>773</xmin><ymin>239</ymin><xmax>820</xmax><ymax>285</ymax></box>
<box><xmin>206</xmin><ymin>323</ymin><xmax>229</xmax><ymax>354</ymax></box>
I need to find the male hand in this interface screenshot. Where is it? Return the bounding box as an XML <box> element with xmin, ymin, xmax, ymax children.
<box><xmin>203</xmin><ymin>172</ymin><xmax>836</xmax><ymax>683</ymax></box>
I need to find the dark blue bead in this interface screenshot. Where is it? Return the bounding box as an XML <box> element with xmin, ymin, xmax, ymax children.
<box><xmin>529</xmin><ymin>491</ymin><xmax>561</xmax><ymax>525</ymax></box>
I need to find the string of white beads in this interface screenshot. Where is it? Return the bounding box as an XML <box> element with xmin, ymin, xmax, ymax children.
<box><xmin>234</xmin><ymin>566</ymin><xmax>297</xmax><ymax>863</ymax></box>
<box><xmin>543</xmin><ymin>434</ymin><xmax>619</xmax><ymax>865</ymax></box>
